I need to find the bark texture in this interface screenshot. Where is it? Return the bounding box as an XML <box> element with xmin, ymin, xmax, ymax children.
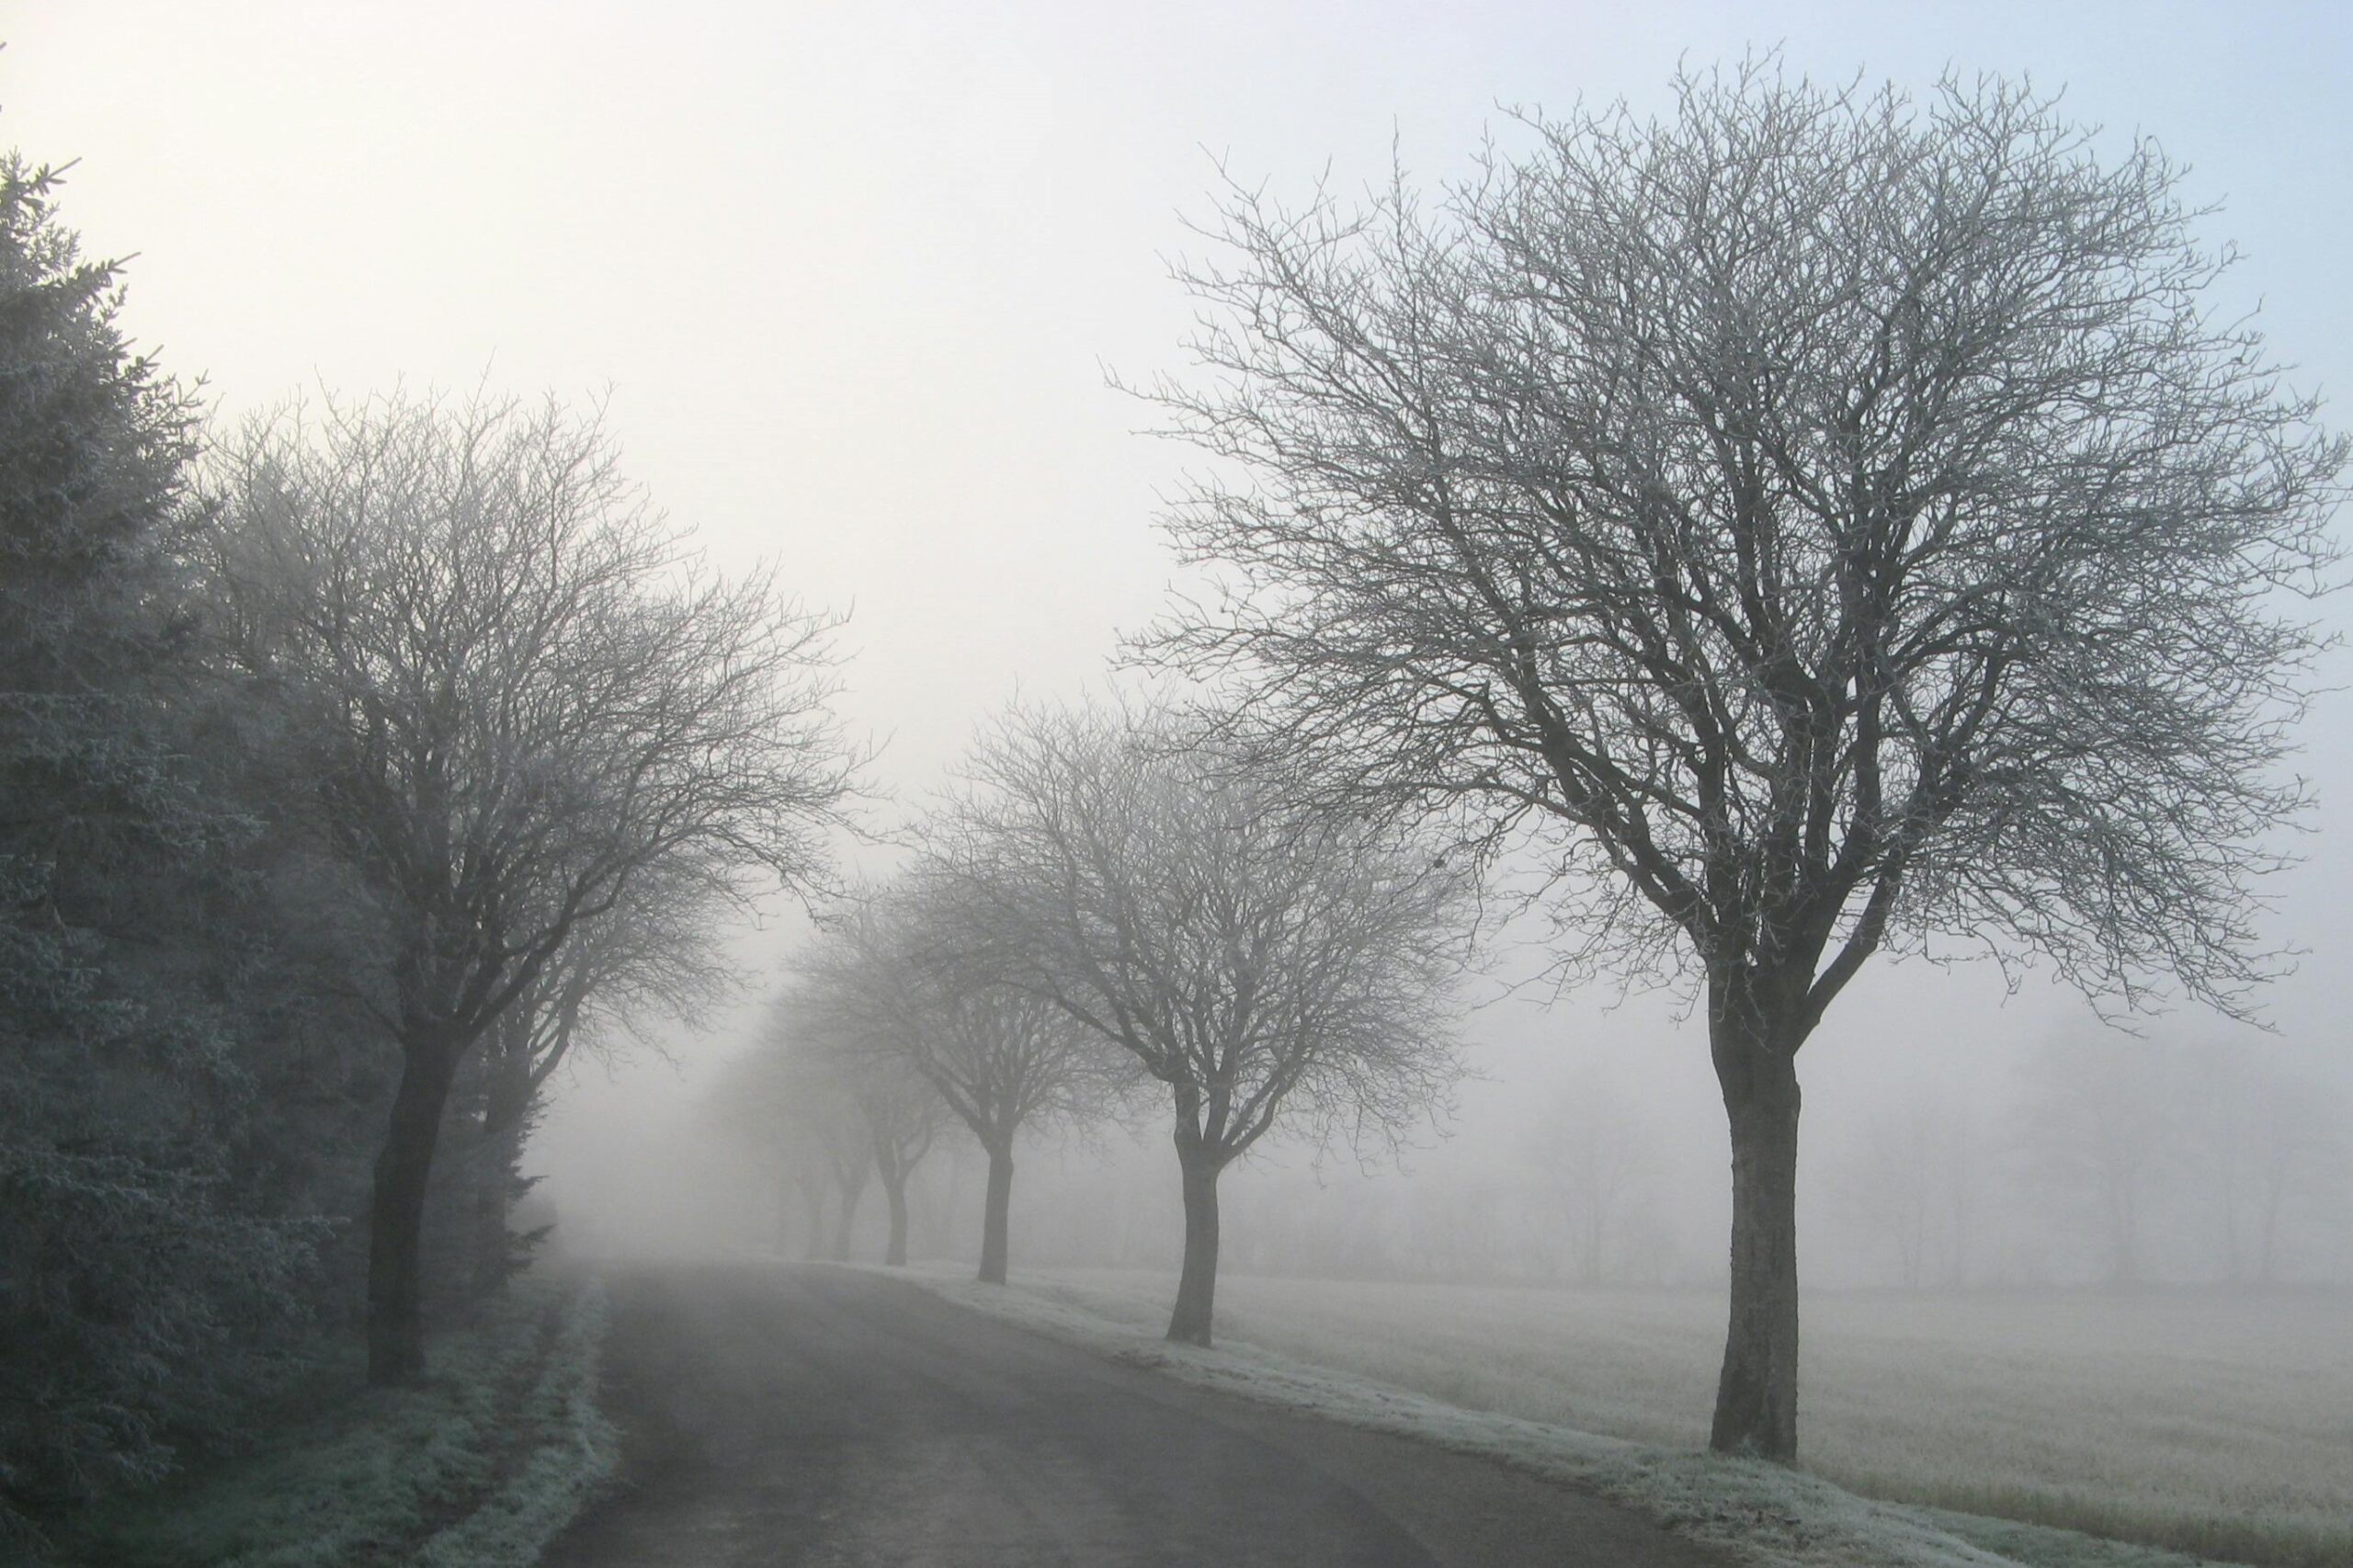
<box><xmin>1709</xmin><ymin>1012</ymin><xmax>1802</xmax><ymax>1460</ymax></box>
<box><xmin>367</xmin><ymin>1038</ymin><xmax>461</xmax><ymax>1384</ymax></box>
<box><xmin>1166</xmin><ymin>1149</ymin><xmax>1222</xmax><ymax>1346</ymax></box>
<box><xmin>882</xmin><ymin>1174</ymin><xmax>910</xmax><ymax>1267</ymax></box>
<box><xmin>979</xmin><ymin>1146</ymin><xmax>1015</xmax><ymax>1286</ymax></box>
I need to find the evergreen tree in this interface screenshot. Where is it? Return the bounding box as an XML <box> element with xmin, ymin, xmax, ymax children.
<box><xmin>0</xmin><ymin>157</ymin><xmax>335</xmax><ymax>1530</ymax></box>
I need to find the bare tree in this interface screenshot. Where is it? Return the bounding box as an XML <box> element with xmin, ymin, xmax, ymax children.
<box><xmin>856</xmin><ymin>1059</ymin><xmax>941</xmax><ymax>1267</ymax></box>
<box><xmin>762</xmin><ymin>1033</ymin><xmax>882</xmax><ymax>1262</ymax></box>
<box><xmin>702</xmin><ymin>1038</ymin><xmax>862</xmax><ymax>1259</ymax></box>
<box><xmin>204</xmin><ymin>391</ymin><xmax>857</xmax><ymax>1381</ymax></box>
<box><xmin>926</xmin><ymin>983</ymin><xmax>1101</xmax><ymax>1282</ymax></box>
<box><xmin>1132</xmin><ymin>63</ymin><xmax>2342</xmax><ymax>1454</ymax></box>
<box><xmin>820</xmin><ymin>1113</ymin><xmax>875</xmax><ymax>1260</ymax></box>
<box><xmin>804</xmin><ymin>881</ymin><xmax>1130</xmax><ymax>1284</ymax></box>
<box><xmin>766</xmin><ymin>977</ymin><xmax>944</xmax><ymax>1267</ymax></box>
<box><xmin>930</xmin><ymin>700</ymin><xmax>1472</xmax><ymax>1344</ymax></box>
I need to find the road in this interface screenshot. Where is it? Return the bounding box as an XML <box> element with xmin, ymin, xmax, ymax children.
<box><xmin>539</xmin><ymin>1263</ymin><xmax>1732</xmax><ymax>1568</ymax></box>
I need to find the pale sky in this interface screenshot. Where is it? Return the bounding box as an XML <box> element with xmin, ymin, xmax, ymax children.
<box><xmin>11</xmin><ymin>3</ymin><xmax>2351</xmax><ymax>1241</ymax></box>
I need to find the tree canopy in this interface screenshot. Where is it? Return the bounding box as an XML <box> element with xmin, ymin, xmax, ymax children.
<box><xmin>929</xmin><ymin>699</ymin><xmax>1472</xmax><ymax>1341</ymax></box>
<box><xmin>205</xmin><ymin>390</ymin><xmax>861</xmax><ymax>1381</ymax></box>
<box><xmin>1136</xmin><ymin>62</ymin><xmax>2344</xmax><ymax>1454</ymax></box>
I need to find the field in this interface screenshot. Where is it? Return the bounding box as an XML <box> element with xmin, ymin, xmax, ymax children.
<box><xmin>1010</xmin><ymin>1269</ymin><xmax>2353</xmax><ymax>1568</ymax></box>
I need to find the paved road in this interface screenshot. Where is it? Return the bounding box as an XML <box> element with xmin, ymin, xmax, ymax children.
<box><xmin>540</xmin><ymin>1264</ymin><xmax>1731</xmax><ymax>1568</ymax></box>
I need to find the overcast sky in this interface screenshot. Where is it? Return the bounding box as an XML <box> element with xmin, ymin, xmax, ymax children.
<box><xmin>11</xmin><ymin>2</ymin><xmax>2351</xmax><ymax>1236</ymax></box>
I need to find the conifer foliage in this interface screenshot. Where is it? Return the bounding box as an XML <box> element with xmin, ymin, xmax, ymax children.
<box><xmin>0</xmin><ymin>159</ymin><xmax>332</xmax><ymax>1526</ymax></box>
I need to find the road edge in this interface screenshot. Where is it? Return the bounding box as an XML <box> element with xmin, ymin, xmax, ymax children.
<box><xmin>876</xmin><ymin>1266</ymin><xmax>2231</xmax><ymax>1568</ymax></box>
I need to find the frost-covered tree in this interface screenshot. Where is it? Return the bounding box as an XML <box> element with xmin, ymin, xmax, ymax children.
<box><xmin>449</xmin><ymin>858</ymin><xmax>740</xmax><ymax>1301</ymax></box>
<box><xmin>931</xmin><ymin>701</ymin><xmax>1472</xmax><ymax>1344</ymax></box>
<box><xmin>1137</xmin><ymin>64</ymin><xmax>2342</xmax><ymax>1454</ymax></box>
<box><xmin>797</xmin><ymin>881</ymin><xmax>1129</xmax><ymax>1284</ymax></box>
<box><xmin>0</xmin><ymin>158</ymin><xmax>350</xmax><ymax>1528</ymax></box>
<box><xmin>766</xmin><ymin>971</ymin><xmax>943</xmax><ymax>1268</ymax></box>
<box><xmin>205</xmin><ymin>392</ymin><xmax>858</xmax><ymax>1382</ymax></box>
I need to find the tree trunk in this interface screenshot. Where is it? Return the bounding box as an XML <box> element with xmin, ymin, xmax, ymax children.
<box><xmin>368</xmin><ymin>1036</ymin><xmax>462</xmax><ymax>1385</ymax></box>
<box><xmin>1709</xmin><ymin>1007</ymin><xmax>1802</xmax><ymax>1460</ymax></box>
<box><xmin>978</xmin><ymin>1144</ymin><xmax>1014</xmax><ymax>1285</ymax></box>
<box><xmin>882</xmin><ymin>1168</ymin><xmax>910</xmax><ymax>1267</ymax></box>
<box><xmin>1166</xmin><ymin>1149</ymin><xmax>1222</xmax><ymax>1346</ymax></box>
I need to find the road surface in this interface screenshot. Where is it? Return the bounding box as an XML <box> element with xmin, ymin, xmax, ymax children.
<box><xmin>540</xmin><ymin>1263</ymin><xmax>1731</xmax><ymax>1568</ymax></box>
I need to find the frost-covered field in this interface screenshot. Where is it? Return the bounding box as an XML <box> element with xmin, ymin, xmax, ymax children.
<box><xmin>1001</xmin><ymin>1269</ymin><xmax>2351</xmax><ymax>1568</ymax></box>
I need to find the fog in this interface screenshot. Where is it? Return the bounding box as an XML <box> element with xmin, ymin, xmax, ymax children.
<box><xmin>17</xmin><ymin>0</ymin><xmax>2334</xmax><ymax>1295</ymax></box>
<box><xmin>547</xmin><ymin>943</ymin><xmax>2353</xmax><ymax>1291</ymax></box>
<box><xmin>14</xmin><ymin>0</ymin><xmax>2334</xmax><ymax>1280</ymax></box>
<box><xmin>12</xmin><ymin>6</ymin><xmax>2353</xmax><ymax>1561</ymax></box>
<box><xmin>14</xmin><ymin>0</ymin><xmax>2321</xmax><ymax>1301</ymax></box>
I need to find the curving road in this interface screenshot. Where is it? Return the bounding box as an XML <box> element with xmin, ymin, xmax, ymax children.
<box><xmin>539</xmin><ymin>1263</ymin><xmax>1730</xmax><ymax>1568</ymax></box>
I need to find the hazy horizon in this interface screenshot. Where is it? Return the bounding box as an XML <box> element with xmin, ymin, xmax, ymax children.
<box><xmin>12</xmin><ymin>1</ymin><xmax>2353</xmax><ymax>1294</ymax></box>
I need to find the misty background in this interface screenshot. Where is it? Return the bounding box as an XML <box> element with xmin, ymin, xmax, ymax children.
<box><xmin>13</xmin><ymin>1</ymin><xmax>2352</xmax><ymax>1296</ymax></box>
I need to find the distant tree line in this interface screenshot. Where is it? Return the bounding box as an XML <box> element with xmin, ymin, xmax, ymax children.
<box><xmin>755</xmin><ymin>1030</ymin><xmax>2351</xmax><ymax>1298</ymax></box>
<box><xmin>711</xmin><ymin>699</ymin><xmax>1477</xmax><ymax>1343</ymax></box>
<box><xmin>0</xmin><ymin>158</ymin><xmax>858</xmax><ymax>1542</ymax></box>
<box><xmin>1997</xmin><ymin>1036</ymin><xmax>2351</xmax><ymax>1290</ymax></box>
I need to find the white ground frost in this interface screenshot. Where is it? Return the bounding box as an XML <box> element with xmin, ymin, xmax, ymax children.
<box><xmin>885</xmin><ymin>1265</ymin><xmax>2231</xmax><ymax>1568</ymax></box>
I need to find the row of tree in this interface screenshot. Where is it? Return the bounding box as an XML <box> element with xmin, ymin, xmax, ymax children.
<box><xmin>0</xmin><ymin>156</ymin><xmax>858</xmax><ymax>1538</ymax></box>
<box><xmin>1105</xmin><ymin>63</ymin><xmax>2343</xmax><ymax>1459</ymax></box>
<box><xmin>1995</xmin><ymin>1038</ymin><xmax>2350</xmax><ymax>1290</ymax></box>
<box><xmin>718</xmin><ymin>701</ymin><xmax>1475</xmax><ymax>1342</ymax></box>
<box><xmin>10</xmin><ymin>48</ymin><xmax>2342</xmax><ymax>1495</ymax></box>
<box><xmin>740</xmin><ymin>1024</ymin><xmax>2353</xmax><ymax>1301</ymax></box>
<box><xmin>741</xmin><ymin>63</ymin><xmax>2340</xmax><ymax>1464</ymax></box>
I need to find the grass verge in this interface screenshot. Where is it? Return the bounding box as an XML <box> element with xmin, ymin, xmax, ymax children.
<box><xmin>891</xmin><ymin>1265</ymin><xmax>2259</xmax><ymax>1568</ymax></box>
<box><xmin>50</xmin><ymin>1278</ymin><xmax>617</xmax><ymax>1568</ymax></box>
<box><xmin>995</xmin><ymin>1267</ymin><xmax>2350</xmax><ymax>1568</ymax></box>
